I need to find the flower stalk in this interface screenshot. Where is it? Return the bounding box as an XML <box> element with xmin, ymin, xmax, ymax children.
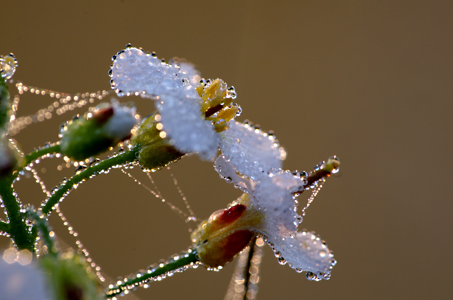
<box><xmin>41</xmin><ymin>146</ymin><xmax>140</xmax><ymax>216</ymax></box>
<box><xmin>0</xmin><ymin>176</ymin><xmax>34</xmax><ymax>251</ymax></box>
<box><xmin>105</xmin><ymin>249</ymin><xmax>200</xmax><ymax>298</ymax></box>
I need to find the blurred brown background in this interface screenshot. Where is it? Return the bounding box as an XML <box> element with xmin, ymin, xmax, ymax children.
<box><xmin>1</xmin><ymin>1</ymin><xmax>452</xmax><ymax>299</ymax></box>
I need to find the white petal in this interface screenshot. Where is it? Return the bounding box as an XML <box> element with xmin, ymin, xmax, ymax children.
<box><xmin>156</xmin><ymin>88</ymin><xmax>220</xmax><ymax>160</ymax></box>
<box><xmin>252</xmin><ymin>171</ymin><xmax>303</xmax><ymax>239</ymax></box>
<box><xmin>0</xmin><ymin>260</ymin><xmax>51</xmax><ymax>299</ymax></box>
<box><xmin>265</xmin><ymin>231</ymin><xmax>336</xmax><ymax>280</ymax></box>
<box><xmin>110</xmin><ymin>47</ymin><xmax>184</xmax><ymax>97</ymax></box>
<box><xmin>214</xmin><ymin>155</ymin><xmax>252</xmax><ymax>193</ymax></box>
<box><xmin>102</xmin><ymin>101</ymin><xmax>138</xmax><ymax>140</ymax></box>
<box><xmin>177</xmin><ymin>60</ymin><xmax>201</xmax><ymax>86</ymax></box>
<box><xmin>219</xmin><ymin>121</ymin><xmax>286</xmax><ymax>181</ymax></box>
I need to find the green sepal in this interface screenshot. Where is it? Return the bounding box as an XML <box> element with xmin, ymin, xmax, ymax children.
<box><xmin>0</xmin><ymin>76</ymin><xmax>10</xmax><ymax>130</ymax></box>
<box><xmin>0</xmin><ymin>138</ymin><xmax>24</xmax><ymax>178</ymax></box>
<box><xmin>131</xmin><ymin>112</ymin><xmax>185</xmax><ymax>171</ymax></box>
<box><xmin>60</xmin><ymin>117</ymin><xmax>115</xmax><ymax>161</ymax></box>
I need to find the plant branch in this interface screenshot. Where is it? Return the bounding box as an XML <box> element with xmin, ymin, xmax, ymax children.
<box><xmin>41</xmin><ymin>146</ymin><xmax>139</xmax><ymax>216</ymax></box>
<box><xmin>242</xmin><ymin>237</ymin><xmax>256</xmax><ymax>300</ymax></box>
<box><xmin>0</xmin><ymin>220</ymin><xmax>9</xmax><ymax>233</ymax></box>
<box><xmin>0</xmin><ymin>177</ymin><xmax>33</xmax><ymax>250</ymax></box>
<box><xmin>26</xmin><ymin>209</ymin><xmax>57</xmax><ymax>257</ymax></box>
<box><xmin>105</xmin><ymin>249</ymin><xmax>200</xmax><ymax>298</ymax></box>
<box><xmin>23</xmin><ymin>143</ymin><xmax>61</xmax><ymax>169</ymax></box>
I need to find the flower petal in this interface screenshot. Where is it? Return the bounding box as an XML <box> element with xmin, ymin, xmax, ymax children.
<box><xmin>219</xmin><ymin>120</ymin><xmax>286</xmax><ymax>181</ymax></box>
<box><xmin>0</xmin><ymin>259</ymin><xmax>51</xmax><ymax>299</ymax></box>
<box><xmin>214</xmin><ymin>154</ymin><xmax>253</xmax><ymax>193</ymax></box>
<box><xmin>171</xmin><ymin>58</ymin><xmax>201</xmax><ymax>86</ymax></box>
<box><xmin>252</xmin><ymin>171</ymin><xmax>303</xmax><ymax>239</ymax></box>
<box><xmin>102</xmin><ymin>100</ymin><xmax>138</xmax><ymax>140</ymax></box>
<box><xmin>265</xmin><ymin>230</ymin><xmax>336</xmax><ymax>280</ymax></box>
<box><xmin>110</xmin><ymin>47</ymin><xmax>184</xmax><ymax>97</ymax></box>
<box><xmin>156</xmin><ymin>88</ymin><xmax>220</xmax><ymax>160</ymax></box>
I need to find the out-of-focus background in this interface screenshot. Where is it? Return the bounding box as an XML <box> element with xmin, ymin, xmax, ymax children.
<box><xmin>1</xmin><ymin>1</ymin><xmax>452</xmax><ymax>299</ymax></box>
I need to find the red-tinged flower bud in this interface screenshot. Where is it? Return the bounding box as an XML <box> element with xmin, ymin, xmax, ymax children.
<box><xmin>192</xmin><ymin>195</ymin><xmax>264</xmax><ymax>268</ymax></box>
<box><xmin>59</xmin><ymin>101</ymin><xmax>138</xmax><ymax>161</ymax></box>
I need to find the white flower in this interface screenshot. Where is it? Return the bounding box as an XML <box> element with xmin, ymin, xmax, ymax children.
<box><xmin>211</xmin><ymin>144</ymin><xmax>337</xmax><ymax>280</ymax></box>
<box><xmin>110</xmin><ymin>46</ymin><xmax>224</xmax><ymax>160</ymax></box>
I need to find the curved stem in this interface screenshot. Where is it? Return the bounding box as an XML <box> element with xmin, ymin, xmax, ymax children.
<box><xmin>26</xmin><ymin>209</ymin><xmax>57</xmax><ymax>257</ymax></box>
<box><xmin>0</xmin><ymin>177</ymin><xmax>33</xmax><ymax>250</ymax></box>
<box><xmin>23</xmin><ymin>143</ymin><xmax>61</xmax><ymax>169</ymax></box>
<box><xmin>41</xmin><ymin>146</ymin><xmax>139</xmax><ymax>216</ymax></box>
<box><xmin>9</xmin><ymin>142</ymin><xmax>61</xmax><ymax>182</ymax></box>
<box><xmin>105</xmin><ymin>249</ymin><xmax>200</xmax><ymax>298</ymax></box>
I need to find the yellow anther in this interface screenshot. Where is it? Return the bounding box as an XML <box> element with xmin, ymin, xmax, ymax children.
<box><xmin>200</xmin><ymin>79</ymin><xmax>228</xmax><ymax>113</ymax></box>
<box><xmin>196</xmin><ymin>84</ymin><xmax>204</xmax><ymax>97</ymax></box>
<box><xmin>216</xmin><ymin>105</ymin><xmax>239</xmax><ymax>122</ymax></box>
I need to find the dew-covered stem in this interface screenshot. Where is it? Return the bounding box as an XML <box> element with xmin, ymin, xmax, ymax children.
<box><xmin>242</xmin><ymin>237</ymin><xmax>257</xmax><ymax>300</ymax></box>
<box><xmin>0</xmin><ymin>177</ymin><xmax>33</xmax><ymax>251</ymax></box>
<box><xmin>0</xmin><ymin>220</ymin><xmax>9</xmax><ymax>233</ymax></box>
<box><xmin>41</xmin><ymin>146</ymin><xmax>139</xmax><ymax>216</ymax></box>
<box><xmin>105</xmin><ymin>249</ymin><xmax>199</xmax><ymax>298</ymax></box>
<box><xmin>26</xmin><ymin>209</ymin><xmax>57</xmax><ymax>257</ymax></box>
<box><xmin>22</xmin><ymin>143</ymin><xmax>61</xmax><ymax>171</ymax></box>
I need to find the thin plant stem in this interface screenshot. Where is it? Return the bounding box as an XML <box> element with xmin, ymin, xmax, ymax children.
<box><xmin>41</xmin><ymin>146</ymin><xmax>139</xmax><ymax>216</ymax></box>
<box><xmin>0</xmin><ymin>177</ymin><xmax>33</xmax><ymax>251</ymax></box>
<box><xmin>105</xmin><ymin>249</ymin><xmax>200</xmax><ymax>298</ymax></box>
<box><xmin>22</xmin><ymin>143</ymin><xmax>61</xmax><ymax>171</ymax></box>
<box><xmin>0</xmin><ymin>220</ymin><xmax>9</xmax><ymax>233</ymax></box>
<box><xmin>26</xmin><ymin>209</ymin><xmax>57</xmax><ymax>257</ymax></box>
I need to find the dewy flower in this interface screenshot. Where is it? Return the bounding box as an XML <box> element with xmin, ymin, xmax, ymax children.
<box><xmin>193</xmin><ymin>161</ymin><xmax>338</xmax><ymax>281</ymax></box>
<box><xmin>109</xmin><ymin>45</ymin><xmax>240</xmax><ymax>162</ymax></box>
<box><xmin>59</xmin><ymin>100</ymin><xmax>138</xmax><ymax>161</ymax></box>
<box><xmin>191</xmin><ymin>129</ymin><xmax>339</xmax><ymax>280</ymax></box>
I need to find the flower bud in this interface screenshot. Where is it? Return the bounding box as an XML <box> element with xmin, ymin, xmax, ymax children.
<box><xmin>60</xmin><ymin>101</ymin><xmax>138</xmax><ymax>161</ymax></box>
<box><xmin>191</xmin><ymin>195</ymin><xmax>263</xmax><ymax>267</ymax></box>
<box><xmin>39</xmin><ymin>251</ymin><xmax>103</xmax><ymax>300</ymax></box>
<box><xmin>0</xmin><ymin>137</ymin><xmax>23</xmax><ymax>178</ymax></box>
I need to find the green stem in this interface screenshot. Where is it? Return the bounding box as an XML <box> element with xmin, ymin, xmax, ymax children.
<box><xmin>41</xmin><ymin>146</ymin><xmax>139</xmax><ymax>216</ymax></box>
<box><xmin>0</xmin><ymin>76</ymin><xmax>10</xmax><ymax>129</ymax></box>
<box><xmin>0</xmin><ymin>177</ymin><xmax>33</xmax><ymax>250</ymax></box>
<box><xmin>23</xmin><ymin>143</ymin><xmax>61</xmax><ymax>169</ymax></box>
<box><xmin>105</xmin><ymin>249</ymin><xmax>200</xmax><ymax>298</ymax></box>
<box><xmin>26</xmin><ymin>209</ymin><xmax>57</xmax><ymax>257</ymax></box>
<box><xmin>10</xmin><ymin>142</ymin><xmax>62</xmax><ymax>180</ymax></box>
<box><xmin>0</xmin><ymin>220</ymin><xmax>9</xmax><ymax>233</ymax></box>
